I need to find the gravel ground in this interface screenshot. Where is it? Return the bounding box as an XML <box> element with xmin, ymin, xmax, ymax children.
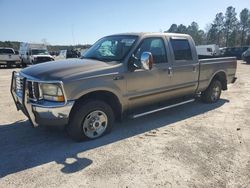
<box><xmin>0</xmin><ymin>61</ymin><xmax>249</xmax><ymax>188</ymax></box>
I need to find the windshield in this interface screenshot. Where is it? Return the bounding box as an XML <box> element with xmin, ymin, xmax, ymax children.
<box><xmin>31</xmin><ymin>49</ymin><xmax>49</xmax><ymax>55</ymax></box>
<box><xmin>0</xmin><ymin>48</ymin><xmax>15</xmax><ymax>54</ymax></box>
<box><xmin>82</xmin><ymin>35</ymin><xmax>138</xmax><ymax>62</ymax></box>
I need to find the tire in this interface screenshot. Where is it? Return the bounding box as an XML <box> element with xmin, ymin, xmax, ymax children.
<box><xmin>6</xmin><ymin>62</ymin><xmax>11</xmax><ymax>68</ymax></box>
<box><xmin>21</xmin><ymin>60</ymin><xmax>27</xmax><ymax>68</ymax></box>
<box><xmin>67</xmin><ymin>100</ymin><xmax>115</xmax><ymax>141</ymax></box>
<box><xmin>201</xmin><ymin>80</ymin><xmax>222</xmax><ymax>103</ymax></box>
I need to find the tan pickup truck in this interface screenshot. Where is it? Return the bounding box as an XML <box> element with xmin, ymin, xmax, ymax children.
<box><xmin>11</xmin><ymin>33</ymin><xmax>237</xmax><ymax>141</ymax></box>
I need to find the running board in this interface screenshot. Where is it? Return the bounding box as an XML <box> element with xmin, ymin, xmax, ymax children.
<box><xmin>131</xmin><ymin>99</ymin><xmax>195</xmax><ymax>119</ymax></box>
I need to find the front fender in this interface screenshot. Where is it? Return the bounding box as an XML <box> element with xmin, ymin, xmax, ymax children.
<box><xmin>64</xmin><ymin>74</ymin><xmax>126</xmax><ymax>107</ymax></box>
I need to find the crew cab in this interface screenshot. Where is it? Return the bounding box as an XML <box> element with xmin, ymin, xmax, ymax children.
<box><xmin>0</xmin><ymin>48</ymin><xmax>21</xmax><ymax>67</ymax></box>
<box><xmin>11</xmin><ymin>33</ymin><xmax>237</xmax><ymax>141</ymax></box>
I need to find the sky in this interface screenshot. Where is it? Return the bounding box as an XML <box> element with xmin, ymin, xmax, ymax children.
<box><xmin>0</xmin><ymin>0</ymin><xmax>249</xmax><ymax>45</ymax></box>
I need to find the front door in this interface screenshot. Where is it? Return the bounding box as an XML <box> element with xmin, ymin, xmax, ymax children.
<box><xmin>125</xmin><ymin>37</ymin><xmax>171</xmax><ymax>109</ymax></box>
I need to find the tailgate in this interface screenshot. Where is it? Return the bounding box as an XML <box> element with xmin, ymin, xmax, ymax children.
<box><xmin>0</xmin><ymin>54</ymin><xmax>20</xmax><ymax>61</ymax></box>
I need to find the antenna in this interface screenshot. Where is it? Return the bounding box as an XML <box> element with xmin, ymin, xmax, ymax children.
<box><xmin>71</xmin><ymin>24</ymin><xmax>75</xmax><ymax>46</ymax></box>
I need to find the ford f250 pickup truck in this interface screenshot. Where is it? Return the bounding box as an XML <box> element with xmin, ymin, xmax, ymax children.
<box><xmin>11</xmin><ymin>33</ymin><xmax>237</xmax><ymax>141</ymax></box>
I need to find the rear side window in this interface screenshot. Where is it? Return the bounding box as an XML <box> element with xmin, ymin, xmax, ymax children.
<box><xmin>0</xmin><ymin>49</ymin><xmax>15</xmax><ymax>54</ymax></box>
<box><xmin>170</xmin><ymin>39</ymin><xmax>192</xmax><ymax>60</ymax></box>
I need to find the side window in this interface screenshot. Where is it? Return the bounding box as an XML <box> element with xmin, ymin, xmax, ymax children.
<box><xmin>207</xmin><ymin>48</ymin><xmax>212</xmax><ymax>52</ymax></box>
<box><xmin>170</xmin><ymin>39</ymin><xmax>193</xmax><ymax>60</ymax></box>
<box><xmin>0</xmin><ymin>49</ymin><xmax>14</xmax><ymax>54</ymax></box>
<box><xmin>134</xmin><ymin>38</ymin><xmax>167</xmax><ymax>64</ymax></box>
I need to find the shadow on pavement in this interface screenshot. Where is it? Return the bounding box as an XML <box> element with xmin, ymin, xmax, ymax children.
<box><xmin>0</xmin><ymin>99</ymin><xmax>229</xmax><ymax>177</ymax></box>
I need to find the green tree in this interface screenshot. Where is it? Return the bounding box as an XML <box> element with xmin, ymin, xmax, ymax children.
<box><xmin>207</xmin><ymin>24</ymin><xmax>218</xmax><ymax>44</ymax></box>
<box><xmin>239</xmin><ymin>8</ymin><xmax>250</xmax><ymax>45</ymax></box>
<box><xmin>187</xmin><ymin>22</ymin><xmax>204</xmax><ymax>45</ymax></box>
<box><xmin>166</xmin><ymin>22</ymin><xmax>205</xmax><ymax>45</ymax></box>
<box><xmin>176</xmin><ymin>24</ymin><xmax>188</xmax><ymax>33</ymax></box>
<box><xmin>224</xmin><ymin>6</ymin><xmax>238</xmax><ymax>47</ymax></box>
<box><xmin>167</xmin><ymin>24</ymin><xmax>178</xmax><ymax>33</ymax></box>
<box><xmin>213</xmin><ymin>13</ymin><xmax>225</xmax><ymax>46</ymax></box>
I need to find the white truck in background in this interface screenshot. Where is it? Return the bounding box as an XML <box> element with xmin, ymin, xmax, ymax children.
<box><xmin>0</xmin><ymin>48</ymin><xmax>21</xmax><ymax>68</ymax></box>
<box><xmin>196</xmin><ymin>44</ymin><xmax>221</xmax><ymax>58</ymax></box>
<box><xmin>19</xmin><ymin>43</ymin><xmax>54</xmax><ymax>67</ymax></box>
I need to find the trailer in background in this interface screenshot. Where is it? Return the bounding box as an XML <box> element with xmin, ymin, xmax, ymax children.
<box><xmin>196</xmin><ymin>44</ymin><xmax>220</xmax><ymax>58</ymax></box>
<box><xmin>19</xmin><ymin>43</ymin><xmax>54</xmax><ymax>67</ymax></box>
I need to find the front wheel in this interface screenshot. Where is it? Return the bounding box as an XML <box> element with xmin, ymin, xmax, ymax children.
<box><xmin>67</xmin><ymin>100</ymin><xmax>114</xmax><ymax>141</ymax></box>
<box><xmin>6</xmin><ymin>62</ymin><xmax>12</xmax><ymax>68</ymax></box>
<box><xmin>201</xmin><ymin>80</ymin><xmax>222</xmax><ymax>103</ymax></box>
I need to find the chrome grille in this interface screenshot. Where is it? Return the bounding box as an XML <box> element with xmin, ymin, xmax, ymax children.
<box><xmin>27</xmin><ymin>81</ymin><xmax>40</xmax><ymax>101</ymax></box>
<box><xmin>15</xmin><ymin>74</ymin><xmax>40</xmax><ymax>101</ymax></box>
<box><xmin>15</xmin><ymin>75</ymin><xmax>23</xmax><ymax>93</ymax></box>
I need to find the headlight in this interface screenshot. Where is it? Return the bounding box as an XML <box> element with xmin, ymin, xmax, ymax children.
<box><xmin>40</xmin><ymin>83</ymin><xmax>65</xmax><ymax>102</ymax></box>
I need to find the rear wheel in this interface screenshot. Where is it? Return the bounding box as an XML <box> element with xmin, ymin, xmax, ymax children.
<box><xmin>201</xmin><ymin>80</ymin><xmax>222</xmax><ymax>103</ymax></box>
<box><xmin>67</xmin><ymin>100</ymin><xmax>114</xmax><ymax>141</ymax></box>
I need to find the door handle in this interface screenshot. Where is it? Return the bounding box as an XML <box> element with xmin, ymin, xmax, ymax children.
<box><xmin>168</xmin><ymin>67</ymin><xmax>173</xmax><ymax>77</ymax></box>
<box><xmin>113</xmin><ymin>75</ymin><xmax>124</xmax><ymax>80</ymax></box>
<box><xmin>193</xmin><ymin>65</ymin><xmax>197</xmax><ymax>72</ymax></box>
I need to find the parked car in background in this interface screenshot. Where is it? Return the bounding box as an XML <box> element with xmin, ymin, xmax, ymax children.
<box><xmin>80</xmin><ymin>48</ymin><xmax>89</xmax><ymax>56</ymax></box>
<box><xmin>19</xmin><ymin>43</ymin><xmax>54</xmax><ymax>67</ymax></box>
<box><xmin>221</xmin><ymin>46</ymin><xmax>249</xmax><ymax>59</ymax></box>
<box><xmin>242</xmin><ymin>47</ymin><xmax>250</xmax><ymax>64</ymax></box>
<box><xmin>11</xmin><ymin>32</ymin><xmax>237</xmax><ymax>141</ymax></box>
<box><xmin>196</xmin><ymin>44</ymin><xmax>221</xmax><ymax>58</ymax></box>
<box><xmin>55</xmin><ymin>49</ymin><xmax>81</xmax><ymax>60</ymax></box>
<box><xmin>0</xmin><ymin>47</ymin><xmax>21</xmax><ymax>68</ymax></box>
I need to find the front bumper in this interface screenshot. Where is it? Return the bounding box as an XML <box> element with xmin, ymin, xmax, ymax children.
<box><xmin>0</xmin><ymin>60</ymin><xmax>21</xmax><ymax>65</ymax></box>
<box><xmin>10</xmin><ymin>71</ymin><xmax>75</xmax><ymax>127</ymax></box>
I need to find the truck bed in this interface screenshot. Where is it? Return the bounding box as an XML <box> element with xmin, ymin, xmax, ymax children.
<box><xmin>197</xmin><ymin>57</ymin><xmax>237</xmax><ymax>92</ymax></box>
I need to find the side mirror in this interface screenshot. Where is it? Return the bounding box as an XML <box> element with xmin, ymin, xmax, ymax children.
<box><xmin>140</xmin><ymin>52</ymin><xmax>153</xmax><ymax>70</ymax></box>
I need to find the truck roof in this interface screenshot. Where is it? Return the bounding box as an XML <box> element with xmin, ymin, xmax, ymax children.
<box><xmin>20</xmin><ymin>42</ymin><xmax>47</xmax><ymax>48</ymax></box>
<box><xmin>0</xmin><ymin>47</ymin><xmax>14</xmax><ymax>50</ymax></box>
<box><xmin>107</xmin><ymin>32</ymin><xmax>191</xmax><ymax>38</ymax></box>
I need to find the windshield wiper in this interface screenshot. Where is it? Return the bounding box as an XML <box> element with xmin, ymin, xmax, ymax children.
<box><xmin>81</xmin><ymin>56</ymin><xmax>114</xmax><ymax>62</ymax></box>
<box><xmin>81</xmin><ymin>56</ymin><xmax>101</xmax><ymax>61</ymax></box>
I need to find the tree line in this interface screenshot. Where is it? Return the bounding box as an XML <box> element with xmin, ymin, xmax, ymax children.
<box><xmin>165</xmin><ymin>6</ymin><xmax>250</xmax><ymax>47</ymax></box>
<box><xmin>0</xmin><ymin>41</ymin><xmax>91</xmax><ymax>52</ymax></box>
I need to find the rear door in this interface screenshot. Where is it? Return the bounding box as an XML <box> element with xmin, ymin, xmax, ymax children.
<box><xmin>167</xmin><ymin>37</ymin><xmax>199</xmax><ymax>96</ymax></box>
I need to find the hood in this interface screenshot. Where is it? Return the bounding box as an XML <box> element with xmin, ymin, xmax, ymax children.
<box><xmin>21</xmin><ymin>58</ymin><xmax>118</xmax><ymax>81</ymax></box>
